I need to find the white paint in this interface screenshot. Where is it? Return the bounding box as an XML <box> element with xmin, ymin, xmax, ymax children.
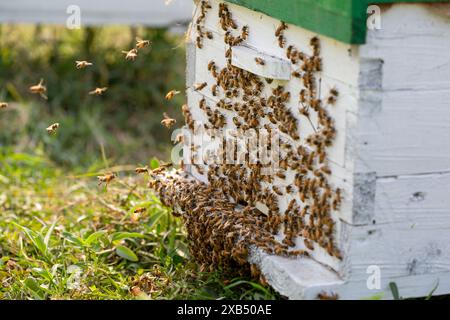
<box><xmin>0</xmin><ymin>0</ymin><xmax>194</xmax><ymax>27</ymax></box>
<box><xmin>231</xmin><ymin>45</ymin><xmax>291</xmax><ymax>80</ymax></box>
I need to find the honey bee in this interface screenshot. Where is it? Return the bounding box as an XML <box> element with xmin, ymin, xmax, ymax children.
<box><xmin>165</xmin><ymin>89</ymin><xmax>181</xmax><ymax>100</ymax></box>
<box><xmin>0</xmin><ymin>102</ymin><xmax>8</xmax><ymax>109</ymax></box>
<box><xmin>136</xmin><ymin>37</ymin><xmax>151</xmax><ymax>49</ymax></box>
<box><xmin>211</xmin><ymin>84</ymin><xmax>218</xmax><ymax>96</ymax></box>
<box><xmin>272</xmin><ymin>186</ymin><xmax>283</xmax><ymax>196</ymax></box>
<box><xmin>196</xmin><ymin>36</ymin><xmax>203</xmax><ymax>49</ymax></box>
<box><xmin>46</xmin><ymin>123</ymin><xmax>60</xmax><ymax>134</ymax></box>
<box><xmin>133</xmin><ymin>207</ymin><xmax>147</xmax><ymax>214</ymax></box>
<box><xmin>75</xmin><ymin>60</ymin><xmax>93</xmax><ymax>69</ymax></box>
<box><xmin>207</xmin><ymin>61</ymin><xmax>215</xmax><ymax>71</ymax></box>
<box><xmin>29</xmin><ymin>79</ymin><xmax>47</xmax><ymax>99</ymax></box>
<box><xmin>290</xmin><ymin>250</ymin><xmax>308</xmax><ymax>257</ymax></box>
<box><xmin>194</xmin><ymin>82</ymin><xmax>207</xmax><ymax>91</ymax></box>
<box><xmin>161</xmin><ymin>112</ymin><xmax>177</xmax><ymax>128</ymax></box>
<box><xmin>97</xmin><ymin>173</ymin><xmax>116</xmax><ymax>186</ymax></box>
<box><xmin>122</xmin><ymin>48</ymin><xmax>138</xmax><ymax>61</ymax></box>
<box><xmin>276</xmin><ymin>171</ymin><xmax>286</xmax><ymax>179</ymax></box>
<box><xmin>255</xmin><ymin>57</ymin><xmax>265</xmax><ymax>65</ymax></box>
<box><xmin>89</xmin><ymin>87</ymin><xmax>108</xmax><ymax>96</ymax></box>
<box><xmin>205</xmin><ymin>31</ymin><xmax>213</xmax><ymax>40</ymax></box>
<box><xmin>327</xmin><ymin>95</ymin><xmax>337</xmax><ymax>105</ymax></box>
<box><xmin>317</xmin><ymin>292</ymin><xmax>339</xmax><ymax>300</ymax></box>
<box><xmin>278</xmin><ymin>35</ymin><xmax>285</xmax><ymax>48</ymax></box>
<box><xmin>135</xmin><ymin>166</ymin><xmax>149</xmax><ymax>174</ymax></box>
<box><xmin>304</xmin><ymin>239</ymin><xmax>314</xmax><ymax>250</ymax></box>
<box><xmin>241</xmin><ymin>25</ymin><xmax>249</xmax><ymax>40</ymax></box>
<box><xmin>292</xmin><ymin>70</ymin><xmax>301</xmax><ymax>78</ymax></box>
<box><xmin>275</xmin><ymin>21</ymin><xmax>287</xmax><ymax>37</ymax></box>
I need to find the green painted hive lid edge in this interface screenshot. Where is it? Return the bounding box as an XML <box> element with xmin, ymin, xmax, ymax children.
<box><xmin>225</xmin><ymin>0</ymin><xmax>450</xmax><ymax>44</ymax></box>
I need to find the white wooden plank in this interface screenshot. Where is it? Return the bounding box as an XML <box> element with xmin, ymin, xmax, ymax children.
<box><xmin>231</xmin><ymin>45</ymin><xmax>291</xmax><ymax>80</ymax></box>
<box><xmin>355</xmin><ymin>88</ymin><xmax>450</xmax><ymax>176</ymax></box>
<box><xmin>361</xmin><ymin>4</ymin><xmax>450</xmax><ymax>92</ymax></box>
<box><xmin>0</xmin><ymin>0</ymin><xmax>194</xmax><ymax>26</ymax></box>
<box><xmin>343</xmin><ymin>172</ymin><xmax>450</xmax><ymax>281</ymax></box>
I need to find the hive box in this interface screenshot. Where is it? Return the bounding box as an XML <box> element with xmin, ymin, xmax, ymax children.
<box><xmin>185</xmin><ymin>0</ymin><xmax>450</xmax><ymax>299</ymax></box>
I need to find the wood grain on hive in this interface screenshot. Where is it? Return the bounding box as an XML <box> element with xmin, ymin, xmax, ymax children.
<box><xmin>184</xmin><ymin>0</ymin><xmax>450</xmax><ymax>299</ymax></box>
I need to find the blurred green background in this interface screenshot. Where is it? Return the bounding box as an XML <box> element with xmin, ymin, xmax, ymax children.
<box><xmin>0</xmin><ymin>25</ymin><xmax>185</xmax><ymax>169</ymax></box>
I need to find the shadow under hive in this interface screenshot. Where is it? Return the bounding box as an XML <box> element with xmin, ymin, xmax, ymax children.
<box><xmin>149</xmin><ymin>1</ymin><xmax>342</xmax><ymax>275</ymax></box>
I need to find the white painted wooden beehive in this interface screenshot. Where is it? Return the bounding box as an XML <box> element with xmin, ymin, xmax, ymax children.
<box><xmin>184</xmin><ymin>0</ymin><xmax>450</xmax><ymax>299</ymax></box>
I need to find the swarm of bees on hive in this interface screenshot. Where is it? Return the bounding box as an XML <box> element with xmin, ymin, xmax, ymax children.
<box><xmin>148</xmin><ymin>1</ymin><xmax>343</xmax><ymax>277</ymax></box>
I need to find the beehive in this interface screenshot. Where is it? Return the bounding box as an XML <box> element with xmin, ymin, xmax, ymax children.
<box><xmin>152</xmin><ymin>0</ymin><xmax>450</xmax><ymax>299</ymax></box>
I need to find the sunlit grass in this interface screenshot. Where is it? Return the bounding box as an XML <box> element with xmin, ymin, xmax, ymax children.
<box><xmin>0</xmin><ymin>149</ymin><xmax>279</xmax><ymax>300</ymax></box>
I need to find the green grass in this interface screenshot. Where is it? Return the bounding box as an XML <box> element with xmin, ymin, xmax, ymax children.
<box><xmin>0</xmin><ymin>148</ymin><xmax>279</xmax><ymax>300</ymax></box>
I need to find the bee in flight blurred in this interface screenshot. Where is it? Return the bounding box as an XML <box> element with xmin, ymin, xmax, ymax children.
<box><xmin>122</xmin><ymin>48</ymin><xmax>138</xmax><ymax>61</ymax></box>
<box><xmin>46</xmin><ymin>123</ymin><xmax>60</xmax><ymax>134</ymax></box>
<box><xmin>29</xmin><ymin>79</ymin><xmax>48</xmax><ymax>100</ymax></box>
<box><xmin>97</xmin><ymin>173</ymin><xmax>116</xmax><ymax>187</ymax></box>
<box><xmin>161</xmin><ymin>112</ymin><xmax>176</xmax><ymax>128</ymax></box>
<box><xmin>75</xmin><ymin>60</ymin><xmax>93</xmax><ymax>69</ymax></box>
<box><xmin>89</xmin><ymin>87</ymin><xmax>108</xmax><ymax>96</ymax></box>
<box><xmin>0</xmin><ymin>102</ymin><xmax>8</xmax><ymax>109</ymax></box>
<box><xmin>135</xmin><ymin>37</ymin><xmax>151</xmax><ymax>49</ymax></box>
<box><xmin>135</xmin><ymin>166</ymin><xmax>149</xmax><ymax>174</ymax></box>
<box><xmin>165</xmin><ymin>89</ymin><xmax>181</xmax><ymax>100</ymax></box>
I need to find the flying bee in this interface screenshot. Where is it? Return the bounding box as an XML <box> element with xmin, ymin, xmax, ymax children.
<box><xmin>136</xmin><ymin>37</ymin><xmax>151</xmax><ymax>49</ymax></box>
<box><xmin>122</xmin><ymin>48</ymin><xmax>138</xmax><ymax>61</ymax></box>
<box><xmin>29</xmin><ymin>78</ymin><xmax>47</xmax><ymax>99</ymax></box>
<box><xmin>135</xmin><ymin>166</ymin><xmax>149</xmax><ymax>174</ymax></box>
<box><xmin>194</xmin><ymin>82</ymin><xmax>207</xmax><ymax>91</ymax></box>
<box><xmin>97</xmin><ymin>173</ymin><xmax>116</xmax><ymax>186</ymax></box>
<box><xmin>89</xmin><ymin>87</ymin><xmax>108</xmax><ymax>96</ymax></box>
<box><xmin>0</xmin><ymin>102</ymin><xmax>8</xmax><ymax>109</ymax></box>
<box><xmin>75</xmin><ymin>60</ymin><xmax>93</xmax><ymax>69</ymax></box>
<box><xmin>161</xmin><ymin>112</ymin><xmax>177</xmax><ymax>128</ymax></box>
<box><xmin>255</xmin><ymin>57</ymin><xmax>265</xmax><ymax>65</ymax></box>
<box><xmin>134</xmin><ymin>207</ymin><xmax>147</xmax><ymax>214</ymax></box>
<box><xmin>165</xmin><ymin>89</ymin><xmax>181</xmax><ymax>100</ymax></box>
<box><xmin>46</xmin><ymin>123</ymin><xmax>59</xmax><ymax>134</ymax></box>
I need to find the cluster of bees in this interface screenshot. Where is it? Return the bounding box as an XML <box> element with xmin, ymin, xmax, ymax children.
<box><xmin>195</xmin><ymin>0</ymin><xmax>213</xmax><ymax>49</ymax></box>
<box><xmin>148</xmin><ymin>1</ymin><xmax>344</xmax><ymax>277</ymax></box>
